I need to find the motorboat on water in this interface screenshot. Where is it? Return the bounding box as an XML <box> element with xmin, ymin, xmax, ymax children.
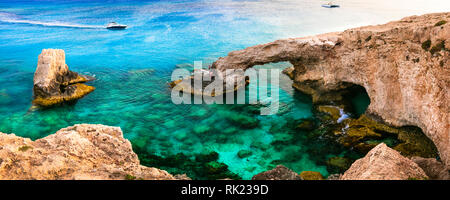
<box><xmin>106</xmin><ymin>22</ymin><xmax>127</xmax><ymax>30</ymax></box>
<box><xmin>322</xmin><ymin>2</ymin><xmax>340</xmax><ymax>8</ymax></box>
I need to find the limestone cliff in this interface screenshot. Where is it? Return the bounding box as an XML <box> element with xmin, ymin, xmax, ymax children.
<box><xmin>33</xmin><ymin>49</ymin><xmax>95</xmax><ymax>107</ymax></box>
<box><xmin>0</xmin><ymin>124</ymin><xmax>177</xmax><ymax>180</ymax></box>
<box><xmin>212</xmin><ymin>13</ymin><xmax>450</xmax><ymax>166</ymax></box>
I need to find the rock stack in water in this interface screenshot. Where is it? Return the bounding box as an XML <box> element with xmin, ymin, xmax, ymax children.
<box><xmin>32</xmin><ymin>49</ymin><xmax>95</xmax><ymax>107</ymax></box>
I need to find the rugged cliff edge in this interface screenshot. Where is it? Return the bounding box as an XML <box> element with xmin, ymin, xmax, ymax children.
<box><xmin>212</xmin><ymin>13</ymin><xmax>450</xmax><ymax>166</ymax></box>
<box><xmin>32</xmin><ymin>49</ymin><xmax>95</xmax><ymax>107</ymax></box>
<box><xmin>0</xmin><ymin>124</ymin><xmax>177</xmax><ymax>180</ymax></box>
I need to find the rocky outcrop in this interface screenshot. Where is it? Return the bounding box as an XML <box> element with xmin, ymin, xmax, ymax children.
<box><xmin>212</xmin><ymin>13</ymin><xmax>450</xmax><ymax>166</ymax></box>
<box><xmin>32</xmin><ymin>49</ymin><xmax>95</xmax><ymax>107</ymax></box>
<box><xmin>341</xmin><ymin>143</ymin><xmax>428</xmax><ymax>180</ymax></box>
<box><xmin>252</xmin><ymin>165</ymin><xmax>326</xmax><ymax>180</ymax></box>
<box><xmin>0</xmin><ymin>124</ymin><xmax>177</xmax><ymax>180</ymax></box>
<box><xmin>169</xmin><ymin>69</ymin><xmax>248</xmax><ymax>97</ymax></box>
<box><xmin>411</xmin><ymin>157</ymin><xmax>450</xmax><ymax>180</ymax></box>
<box><xmin>252</xmin><ymin>165</ymin><xmax>301</xmax><ymax>180</ymax></box>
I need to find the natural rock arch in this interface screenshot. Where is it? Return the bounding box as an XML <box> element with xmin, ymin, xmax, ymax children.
<box><xmin>212</xmin><ymin>13</ymin><xmax>450</xmax><ymax>166</ymax></box>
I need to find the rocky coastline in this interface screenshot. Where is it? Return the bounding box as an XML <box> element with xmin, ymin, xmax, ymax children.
<box><xmin>0</xmin><ymin>124</ymin><xmax>184</xmax><ymax>180</ymax></box>
<box><xmin>0</xmin><ymin>13</ymin><xmax>448</xmax><ymax>180</ymax></box>
<box><xmin>1</xmin><ymin>125</ymin><xmax>446</xmax><ymax>180</ymax></box>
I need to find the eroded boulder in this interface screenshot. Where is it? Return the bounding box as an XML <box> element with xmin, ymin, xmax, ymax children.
<box><xmin>341</xmin><ymin>143</ymin><xmax>428</xmax><ymax>180</ymax></box>
<box><xmin>252</xmin><ymin>165</ymin><xmax>301</xmax><ymax>180</ymax></box>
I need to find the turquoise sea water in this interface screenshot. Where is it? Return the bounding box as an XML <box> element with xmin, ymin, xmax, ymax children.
<box><xmin>0</xmin><ymin>0</ymin><xmax>449</xmax><ymax>179</ymax></box>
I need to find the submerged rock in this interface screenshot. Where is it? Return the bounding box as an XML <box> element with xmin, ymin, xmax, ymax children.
<box><xmin>296</xmin><ymin>119</ymin><xmax>315</xmax><ymax>131</ymax></box>
<box><xmin>169</xmin><ymin>69</ymin><xmax>248</xmax><ymax>97</ymax></box>
<box><xmin>316</xmin><ymin>105</ymin><xmax>343</xmax><ymax>122</ymax></box>
<box><xmin>315</xmin><ymin>112</ymin><xmax>438</xmax><ymax>158</ymax></box>
<box><xmin>0</xmin><ymin>124</ymin><xmax>176</xmax><ymax>180</ymax></box>
<box><xmin>195</xmin><ymin>151</ymin><xmax>219</xmax><ymax>163</ymax></box>
<box><xmin>326</xmin><ymin>157</ymin><xmax>353</xmax><ymax>174</ymax></box>
<box><xmin>237</xmin><ymin>150</ymin><xmax>253</xmax><ymax>158</ymax></box>
<box><xmin>252</xmin><ymin>165</ymin><xmax>301</xmax><ymax>180</ymax></box>
<box><xmin>32</xmin><ymin>49</ymin><xmax>95</xmax><ymax>107</ymax></box>
<box><xmin>205</xmin><ymin>161</ymin><xmax>228</xmax><ymax>174</ymax></box>
<box><xmin>204</xmin><ymin>161</ymin><xmax>241</xmax><ymax>180</ymax></box>
<box><xmin>193</xmin><ymin>125</ymin><xmax>210</xmax><ymax>134</ymax></box>
<box><xmin>226</xmin><ymin>113</ymin><xmax>259</xmax><ymax>129</ymax></box>
<box><xmin>299</xmin><ymin>171</ymin><xmax>324</xmax><ymax>180</ymax></box>
<box><xmin>341</xmin><ymin>143</ymin><xmax>428</xmax><ymax>180</ymax></box>
<box><xmin>135</xmin><ymin>149</ymin><xmax>240</xmax><ymax>180</ymax></box>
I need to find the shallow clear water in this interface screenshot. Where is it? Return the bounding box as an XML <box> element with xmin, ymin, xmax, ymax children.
<box><xmin>0</xmin><ymin>0</ymin><xmax>449</xmax><ymax>179</ymax></box>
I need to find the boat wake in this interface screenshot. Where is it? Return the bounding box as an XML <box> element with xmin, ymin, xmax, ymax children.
<box><xmin>0</xmin><ymin>12</ymin><xmax>104</xmax><ymax>29</ymax></box>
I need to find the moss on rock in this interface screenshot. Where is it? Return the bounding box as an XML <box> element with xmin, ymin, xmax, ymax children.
<box><xmin>430</xmin><ymin>40</ymin><xmax>446</xmax><ymax>55</ymax></box>
<box><xmin>125</xmin><ymin>174</ymin><xmax>137</xmax><ymax>180</ymax></box>
<box><xmin>317</xmin><ymin>105</ymin><xmax>342</xmax><ymax>122</ymax></box>
<box><xmin>326</xmin><ymin>157</ymin><xmax>352</xmax><ymax>173</ymax></box>
<box><xmin>339</xmin><ymin>126</ymin><xmax>382</xmax><ymax>147</ymax></box>
<box><xmin>299</xmin><ymin>171</ymin><xmax>324</xmax><ymax>180</ymax></box>
<box><xmin>314</xmin><ymin>113</ymin><xmax>438</xmax><ymax>158</ymax></box>
<box><xmin>422</xmin><ymin>39</ymin><xmax>432</xmax><ymax>50</ymax></box>
<box><xmin>393</xmin><ymin>127</ymin><xmax>439</xmax><ymax>158</ymax></box>
<box><xmin>434</xmin><ymin>20</ymin><xmax>447</xmax><ymax>26</ymax></box>
<box><xmin>18</xmin><ymin>145</ymin><xmax>33</xmax><ymax>152</ymax></box>
<box><xmin>32</xmin><ymin>83</ymin><xmax>95</xmax><ymax>107</ymax></box>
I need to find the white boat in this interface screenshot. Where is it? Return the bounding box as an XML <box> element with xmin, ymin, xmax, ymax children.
<box><xmin>106</xmin><ymin>22</ymin><xmax>127</xmax><ymax>30</ymax></box>
<box><xmin>322</xmin><ymin>2</ymin><xmax>340</xmax><ymax>8</ymax></box>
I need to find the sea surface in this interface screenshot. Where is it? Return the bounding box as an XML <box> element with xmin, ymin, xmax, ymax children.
<box><xmin>0</xmin><ymin>0</ymin><xmax>449</xmax><ymax>179</ymax></box>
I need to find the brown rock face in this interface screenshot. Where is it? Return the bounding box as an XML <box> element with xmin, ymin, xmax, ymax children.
<box><xmin>411</xmin><ymin>157</ymin><xmax>450</xmax><ymax>180</ymax></box>
<box><xmin>0</xmin><ymin>124</ymin><xmax>176</xmax><ymax>180</ymax></box>
<box><xmin>341</xmin><ymin>143</ymin><xmax>428</xmax><ymax>180</ymax></box>
<box><xmin>252</xmin><ymin>165</ymin><xmax>301</xmax><ymax>180</ymax></box>
<box><xmin>32</xmin><ymin>49</ymin><xmax>95</xmax><ymax>107</ymax></box>
<box><xmin>212</xmin><ymin>13</ymin><xmax>450</xmax><ymax>166</ymax></box>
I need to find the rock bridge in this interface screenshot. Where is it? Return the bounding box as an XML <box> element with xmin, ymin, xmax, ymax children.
<box><xmin>212</xmin><ymin>12</ymin><xmax>450</xmax><ymax>166</ymax></box>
